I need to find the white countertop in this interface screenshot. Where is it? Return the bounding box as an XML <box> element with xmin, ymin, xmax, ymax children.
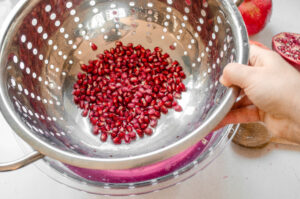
<box><xmin>1</xmin><ymin>0</ymin><xmax>300</xmax><ymax>198</ymax></box>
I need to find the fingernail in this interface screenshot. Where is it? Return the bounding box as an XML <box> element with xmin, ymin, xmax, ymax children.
<box><xmin>219</xmin><ymin>75</ymin><xmax>225</xmax><ymax>85</ymax></box>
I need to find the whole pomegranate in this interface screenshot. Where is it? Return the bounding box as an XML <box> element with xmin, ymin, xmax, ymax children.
<box><xmin>238</xmin><ymin>0</ymin><xmax>272</xmax><ymax>36</ymax></box>
<box><xmin>272</xmin><ymin>32</ymin><xmax>300</xmax><ymax>70</ymax></box>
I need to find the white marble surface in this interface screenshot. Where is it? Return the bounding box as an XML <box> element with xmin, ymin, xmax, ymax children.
<box><xmin>1</xmin><ymin>0</ymin><xmax>300</xmax><ymax>198</ymax></box>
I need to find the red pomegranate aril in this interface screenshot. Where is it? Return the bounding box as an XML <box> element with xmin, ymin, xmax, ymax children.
<box><xmin>145</xmin><ymin>95</ymin><xmax>152</xmax><ymax>103</ymax></box>
<box><xmin>133</xmin><ymin>122</ymin><xmax>140</xmax><ymax>129</ymax></box>
<box><xmin>174</xmin><ymin>93</ymin><xmax>181</xmax><ymax>99</ymax></box>
<box><xmin>149</xmin><ymin>115</ymin><xmax>158</xmax><ymax>120</ymax></box>
<box><xmin>154</xmin><ymin>111</ymin><xmax>161</xmax><ymax>118</ymax></box>
<box><xmin>157</xmin><ymin>100</ymin><xmax>164</xmax><ymax>107</ymax></box>
<box><xmin>144</xmin><ymin>128</ymin><xmax>153</xmax><ymax>135</ymax></box>
<box><xmin>167</xmin><ymin>94</ymin><xmax>174</xmax><ymax>101</ymax></box>
<box><xmin>161</xmin><ymin>105</ymin><xmax>168</xmax><ymax>114</ymax></box>
<box><xmin>113</xmin><ymin>136</ymin><xmax>121</xmax><ymax>144</ymax></box>
<box><xmin>174</xmin><ymin>105</ymin><xmax>183</xmax><ymax>112</ymax></box>
<box><xmin>153</xmin><ymin>105</ymin><xmax>160</xmax><ymax>111</ymax></box>
<box><xmin>128</xmin><ymin>132</ymin><xmax>137</xmax><ymax>139</ymax></box>
<box><xmin>179</xmin><ymin>82</ymin><xmax>186</xmax><ymax>91</ymax></box>
<box><xmin>100</xmin><ymin>132</ymin><xmax>108</xmax><ymax>142</ymax></box>
<box><xmin>136</xmin><ymin>128</ymin><xmax>143</xmax><ymax>136</ymax></box>
<box><xmin>82</xmin><ymin>109</ymin><xmax>88</xmax><ymax>117</ymax></box>
<box><xmin>164</xmin><ymin>101</ymin><xmax>172</xmax><ymax>108</ymax></box>
<box><xmin>141</xmin><ymin>123</ymin><xmax>148</xmax><ymax>130</ymax></box>
<box><xmin>92</xmin><ymin>126</ymin><xmax>100</xmax><ymax>135</ymax></box>
<box><xmin>148</xmin><ymin>109</ymin><xmax>156</xmax><ymax>115</ymax></box>
<box><xmin>162</xmin><ymin>96</ymin><xmax>169</xmax><ymax>102</ymax></box>
<box><xmin>91</xmin><ymin>43</ymin><xmax>98</xmax><ymax>51</ymax></box>
<box><xmin>141</xmin><ymin>98</ymin><xmax>147</xmax><ymax>106</ymax></box>
<box><xmin>81</xmin><ymin>64</ymin><xmax>87</xmax><ymax>71</ymax></box>
<box><xmin>172</xmin><ymin>101</ymin><xmax>178</xmax><ymax>107</ymax></box>
<box><xmin>119</xmin><ymin>132</ymin><xmax>125</xmax><ymax>138</ymax></box>
<box><xmin>143</xmin><ymin>116</ymin><xmax>150</xmax><ymax>124</ymax></box>
<box><xmin>179</xmin><ymin>71</ymin><xmax>186</xmax><ymax>79</ymax></box>
<box><xmin>126</xmin><ymin>125</ymin><xmax>133</xmax><ymax>132</ymax></box>
<box><xmin>124</xmin><ymin>134</ymin><xmax>131</xmax><ymax>143</ymax></box>
<box><xmin>115</xmin><ymin>41</ymin><xmax>123</xmax><ymax>46</ymax></box>
<box><xmin>162</xmin><ymin>53</ymin><xmax>170</xmax><ymax>59</ymax></box>
<box><xmin>112</xmin><ymin>127</ymin><xmax>119</xmax><ymax>133</ymax></box>
<box><xmin>150</xmin><ymin>119</ymin><xmax>158</xmax><ymax>128</ymax></box>
<box><xmin>150</xmin><ymin>99</ymin><xmax>156</xmax><ymax>106</ymax></box>
<box><xmin>154</xmin><ymin>47</ymin><xmax>162</xmax><ymax>52</ymax></box>
<box><xmin>91</xmin><ymin>117</ymin><xmax>98</xmax><ymax>125</ymax></box>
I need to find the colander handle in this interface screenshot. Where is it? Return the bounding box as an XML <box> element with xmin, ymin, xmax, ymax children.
<box><xmin>234</xmin><ymin>0</ymin><xmax>244</xmax><ymax>7</ymax></box>
<box><xmin>0</xmin><ymin>151</ymin><xmax>44</xmax><ymax>172</ymax></box>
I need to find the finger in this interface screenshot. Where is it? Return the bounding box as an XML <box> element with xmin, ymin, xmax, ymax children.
<box><xmin>232</xmin><ymin>95</ymin><xmax>253</xmax><ymax>110</ymax></box>
<box><xmin>214</xmin><ymin>105</ymin><xmax>260</xmax><ymax>131</ymax></box>
<box><xmin>220</xmin><ymin>63</ymin><xmax>254</xmax><ymax>89</ymax></box>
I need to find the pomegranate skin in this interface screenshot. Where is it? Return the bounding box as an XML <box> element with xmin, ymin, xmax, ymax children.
<box><xmin>249</xmin><ymin>40</ymin><xmax>269</xmax><ymax>50</ymax></box>
<box><xmin>239</xmin><ymin>0</ymin><xmax>273</xmax><ymax>36</ymax></box>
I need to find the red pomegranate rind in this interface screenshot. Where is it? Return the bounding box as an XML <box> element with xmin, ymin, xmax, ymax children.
<box><xmin>73</xmin><ymin>42</ymin><xmax>187</xmax><ymax>144</ymax></box>
<box><xmin>249</xmin><ymin>40</ymin><xmax>269</xmax><ymax>50</ymax></box>
<box><xmin>272</xmin><ymin>32</ymin><xmax>300</xmax><ymax>70</ymax></box>
<box><xmin>238</xmin><ymin>0</ymin><xmax>272</xmax><ymax>36</ymax></box>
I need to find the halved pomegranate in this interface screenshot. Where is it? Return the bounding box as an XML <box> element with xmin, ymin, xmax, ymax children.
<box><xmin>272</xmin><ymin>32</ymin><xmax>300</xmax><ymax>70</ymax></box>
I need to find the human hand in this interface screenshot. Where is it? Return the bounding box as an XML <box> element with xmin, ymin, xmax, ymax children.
<box><xmin>217</xmin><ymin>44</ymin><xmax>300</xmax><ymax>144</ymax></box>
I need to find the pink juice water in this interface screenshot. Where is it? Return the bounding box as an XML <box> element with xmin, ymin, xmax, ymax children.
<box><xmin>66</xmin><ymin>132</ymin><xmax>213</xmax><ymax>183</ymax></box>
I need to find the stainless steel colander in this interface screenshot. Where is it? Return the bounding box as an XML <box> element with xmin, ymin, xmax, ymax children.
<box><xmin>0</xmin><ymin>0</ymin><xmax>248</xmax><ymax>171</ymax></box>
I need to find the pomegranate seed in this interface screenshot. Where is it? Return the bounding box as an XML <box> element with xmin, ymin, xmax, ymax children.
<box><xmin>174</xmin><ymin>105</ymin><xmax>183</xmax><ymax>112</ymax></box>
<box><xmin>172</xmin><ymin>101</ymin><xmax>178</xmax><ymax>107</ymax></box>
<box><xmin>119</xmin><ymin>132</ymin><xmax>125</xmax><ymax>138</ymax></box>
<box><xmin>82</xmin><ymin>109</ymin><xmax>88</xmax><ymax>117</ymax></box>
<box><xmin>127</xmin><ymin>125</ymin><xmax>133</xmax><ymax>132</ymax></box>
<box><xmin>136</xmin><ymin>129</ymin><xmax>144</xmax><ymax>137</ymax></box>
<box><xmin>124</xmin><ymin>134</ymin><xmax>131</xmax><ymax>143</ymax></box>
<box><xmin>161</xmin><ymin>106</ymin><xmax>168</xmax><ymax>114</ymax></box>
<box><xmin>145</xmin><ymin>95</ymin><xmax>152</xmax><ymax>103</ymax></box>
<box><xmin>167</xmin><ymin>94</ymin><xmax>174</xmax><ymax>101</ymax></box>
<box><xmin>110</xmin><ymin>133</ymin><xmax>118</xmax><ymax>138</ymax></box>
<box><xmin>141</xmin><ymin>123</ymin><xmax>148</xmax><ymax>129</ymax></box>
<box><xmin>150</xmin><ymin>119</ymin><xmax>158</xmax><ymax>128</ymax></box>
<box><xmin>91</xmin><ymin>43</ymin><xmax>98</xmax><ymax>51</ymax></box>
<box><xmin>148</xmin><ymin>109</ymin><xmax>156</xmax><ymax>115</ymax></box>
<box><xmin>100</xmin><ymin>132</ymin><xmax>108</xmax><ymax>142</ymax></box>
<box><xmin>113</xmin><ymin>136</ymin><xmax>121</xmax><ymax>144</ymax></box>
<box><xmin>115</xmin><ymin>41</ymin><xmax>123</xmax><ymax>46</ymax></box>
<box><xmin>162</xmin><ymin>96</ymin><xmax>168</xmax><ymax>102</ymax></box>
<box><xmin>169</xmin><ymin>43</ymin><xmax>177</xmax><ymax>50</ymax></box>
<box><xmin>164</xmin><ymin>101</ymin><xmax>172</xmax><ymax>107</ymax></box>
<box><xmin>154</xmin><ymin>47</ymin><xmax>162</xmax><ymax>52</ymax></box>
<box><xmin>174</xmin><ymin>93</ymin><xmax>181</xmax><ymax>99</ymax></box>
<box><xmin>128</xmin><ymin>132</ymin><xmax>137</xmax><ymax>139</ymax></box>
<box><xmin>144</xmin><ymin>128</ymin><xmax>153</xmax><ymax>135</ymax></box>
<box><xmin>93</xmin><ymin>126</ymin><xmax>100</xmax><ymax>135</ymax></box>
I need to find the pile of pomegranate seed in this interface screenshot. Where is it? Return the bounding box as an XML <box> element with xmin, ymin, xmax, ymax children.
<box><xmin>72</xmin><ymin>41</ymin><xmax>186</xmax><ymax>144</ymax></box>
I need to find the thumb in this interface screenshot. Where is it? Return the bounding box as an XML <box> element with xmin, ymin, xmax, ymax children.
<box><xmin>220</xmin><ymin>63</ymin><xmax>255</xmax><ymax>89</ymax></box>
